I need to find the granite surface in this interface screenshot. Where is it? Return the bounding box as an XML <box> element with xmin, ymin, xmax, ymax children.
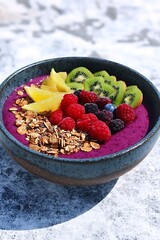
<box><xmin>0</xmin><ymin>0</ymin><xmax>160</xmax><ymax>239</ymax></box>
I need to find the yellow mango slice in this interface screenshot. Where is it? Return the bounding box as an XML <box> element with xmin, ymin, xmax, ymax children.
<box><xmin>41</xmin><ymin>76</ymin><xmax>52</xmax><ymax>86</ymax></box>
<box><xmin>58</xmin><ymin>72</ymin><xmax>67</xmax><ymax>81</ymax></box>
<box><xmin>40</xmin><ymin>84</ymin><xmax>58</xmax><ymax>92</ymax></box>
<box><xmin>22</xmin><ymin>93</ymin><xmax>64</xmax><ymax>113</ymax></box>
<box><xmin>49</xmin><ymin>68</ymin><xmax>71</xmax><ymax>92</ymax></box>
<box><xmin>42</xmin><ymin>72</ymin><xmax>67</xmax><ymax>85</ymax></box>
<box><xmin>24</xmin><ymin>86</ymin><xmax>56</xmax><ymax>102</ymax></box>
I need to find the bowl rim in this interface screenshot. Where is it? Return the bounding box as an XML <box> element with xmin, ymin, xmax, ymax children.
<box><xmin>0</xmin><ymin>56</ymin><xmax>160</xmax><ymax>163</ymax></box>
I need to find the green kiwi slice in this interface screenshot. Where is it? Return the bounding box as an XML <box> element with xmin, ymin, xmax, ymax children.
<box><xmin>123</xmin><ymin>85</ymin><xmax>143</xmax><ymax>108</ymax></box>
<box><xmin>104</xmin><ymin>75</ymin><xmax>117</xmax><ymax>85</ymax></box>
<box><xmin>99</xmin><ymin>83</ymin><xmax>116</xmax><ymax>98</ymax></box>
<box><xmin>94</xmin><ymin>70</ymin><xmax>110</xmax><ymax>78</ymax></box>
<box><xmin>94</xmin><ymin>70</ymin><xmax>117</xmax><ymax>85</ymax></box>
<box><xmin>111</xmin><ymin>81</ymin><xmax>127</xmax><ymax>106</ymax></box>
<box><xmin>66</xmin><ymin>67</ymin><xmax>93</xmax><ymax>84</ymax></box>
<box><xmin>84</xmin><ymin>76</ymin><xmax>105</xmax><ymax>95</ymax></box>
<box><xmin>67</xmin><ymin>82</ymin><xmax>84</xmax><ymax>91</ymax></box>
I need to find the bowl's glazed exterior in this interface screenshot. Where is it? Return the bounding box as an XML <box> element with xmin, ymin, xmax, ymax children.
<box><xmin>0</xmin><ymin>57</ymin><xmax>160</xmax><ymax>186</ymax></box>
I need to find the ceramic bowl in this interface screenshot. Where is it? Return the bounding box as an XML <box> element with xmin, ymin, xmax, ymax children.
<box><xmin>0</xmin><ymin>57</ymin><xmax>160</xmax><ymax>186</ymax></box>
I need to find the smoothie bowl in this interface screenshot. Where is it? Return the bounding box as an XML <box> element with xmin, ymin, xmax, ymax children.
<box><xmin>0</xmin><ymin>57</ymin><xmax>160</xmax><ymax>186</ymax></box>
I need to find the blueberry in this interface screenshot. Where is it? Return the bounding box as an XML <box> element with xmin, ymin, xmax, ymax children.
<box><xmin>104</xmin><ymin>103</ymin><xmax>116</xmax><ymax>112</ymax></box>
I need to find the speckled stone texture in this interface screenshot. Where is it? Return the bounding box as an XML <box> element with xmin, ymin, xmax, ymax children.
<box><xmin>0</xmin><ymin>0</ymin><xmax>160</xmax><ymax>240</ymax></box>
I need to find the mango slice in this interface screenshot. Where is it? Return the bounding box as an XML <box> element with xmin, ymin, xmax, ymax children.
<box><xmin>40</xmin><ymin>84</ymin><xmax>58</xmax><ymax>92</ymax></box>
<box><xmin>47</xmin><ymin>68</ymin><xmax>71</xmax><ymax>92</ymax></box>
<box><xmin>58</xmin><ymin>72</ymin><xmax>67</xmax><ymax>81</ymax></box>
<box><xmin>24</xmin><ymin>86</ymin><xmax>56</xmax><ymax>102</ymax></box>
<box><xmin>22</xmin><ymin>93</ymin><xmax>64</xmax><ymax>113</ymax></box>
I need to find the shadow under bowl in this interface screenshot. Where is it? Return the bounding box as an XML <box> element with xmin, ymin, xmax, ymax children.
<box><xmin>0</xmin><ymin>57</ymin><xmax>160</xmax><ymax>186</ymax></box>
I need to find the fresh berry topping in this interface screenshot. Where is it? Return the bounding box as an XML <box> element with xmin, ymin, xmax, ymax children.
<box><xmin>77</xmin><ymin>113</ymin><xmax>98</xmax><ymax>132</ymax></box>
<box><xmin>65</xmin><ymin>103</ymin><xmax>85</xmax><ymax>120</ymax></box>
<box><xmin>84</xmin><ymin>103</ymin><xmax>99</xmax><ymax>115</ymax></box>
<box><xmin>96</xmin><ymin>97</ymin><xmax>112</xmax><ymax>110</ymax></box>
<box><xmin>104</xmin><ymin>103</ymin><xmax>116</xmax><ymax>113</ymax></box>
<box><xmin>116</xmin><ymin>103</ymin><xmax>136</xmax><ymax>123</ymax></box>
<box><xmin>83</xmin><ymin>113</ymin><xmax>98</xmax><ymax>122</ymax></box>
<box><xmin>60</xmin><ymin>93</ymin><xmax>78</xmax><ymax>111</ymax></box>
<box><xmin>49</xmin><ymin>109</ymin><xmax>63</xmax><ymax>125</ymax></box>
<box><xmin>88</xmin><ymin>120</ymin><xmax>111</xmax><ymax>142</ymax></box>
<box><xmin>109</xmin><ymin>119</ymin><xmax>125</xmax><ymax>134</ymax></box>
<box><xmin>74</xmin><ymin>90</ymin><xmax>82</xmax><ymax>99</ymax></box>
<box><xmin>79</xmin><ymin>90</ymin><xmax>98</xmax><ymax>104</ymax></box>
<box><xmin>58</xmin><ymin>117</ymin><xmax>75</xmax><ymax>131</ymax></box>
<box><xmin>97</xmin><ymin>110</ymin><xmax>113</xmax><ymax>125</ymax></box>
<box><xmin>77</xmin><ymin>119</ymin><xmax>91</xmax><ymax>132</ymax></box>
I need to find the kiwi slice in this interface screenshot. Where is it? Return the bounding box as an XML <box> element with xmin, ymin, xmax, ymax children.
<box><xmin>123</xmin><ymin>85</ymin><xmax>143</xmax><ymax>108</ymax></box>
<box><xmin>94</xmin><ymin>70</ymin><xmax>117</xmax><ymax>85</ymax></box>
<box><xmin>84</xmin><ymin>76</ymin><xmax>105</xmax><ymax>95</ymax></box>
<box><xmin>94</xmin><ymin>70</ymin><xmax>110</xmax><ymax>78</ymax></box>
<box><xmin>111</xmin><ymin>81</ymin><xmax>127</xmax><ymax>106</ymax></box>
<box><xmin>66</xmin><ymin>67</ymin><xmax>93</xmax><ymax>84</ymax></box>
<box><xmin>99</xmin><ymin>83</ymin><xmax>116</xmax><ymax>98</ymax></box>
<box><xmin>104</xmin><ymin>75</ymin><xmax>117</xmax><ymax>85</ymax></box>
<box><xmin>67</xmin><ymin>82</ymin><xmax>84</xmax><ymax>91</ymax></box>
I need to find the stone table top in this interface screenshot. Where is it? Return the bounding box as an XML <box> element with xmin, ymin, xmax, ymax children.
<box><xmin>0</xmin><ymin>0</ymin><xmax>160</xmax><ymax>239</ymax></box>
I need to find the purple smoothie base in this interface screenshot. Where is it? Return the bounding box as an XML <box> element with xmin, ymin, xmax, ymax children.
<box><xmin>2</xmin><ymin>75</ymin><xmax>149</xmax><ymax>159</ymax></box>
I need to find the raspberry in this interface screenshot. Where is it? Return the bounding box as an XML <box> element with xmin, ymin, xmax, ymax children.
<box><xmin>49</xmin><ymin>109</ymin><xmax>63</xmax><ymax>125</ymax></box>
<box><xmin>65</xmin><ymin>103</ymin><xmax>85</xmax><ymax>120</ymax></box>
<box><xmin>97</xmin><ymin>110</ymin><xmax>113</xmax><ymax>125</ymax></box>
<box><xmin>116</xmin><ymin>103</ymin><xmax>136</xmax><ymax>124</ymax></box>
<box><xmin>109</xmin><ymin>119</ymin><xmax>125</xmax><ymax>134</ymax></box>
<box><xmin>84</xmin><ymin>103</ymin><xmax>99</xmax><ymax>115</ymax></box>
<box><xmin>83</xmin><ymin>113</ymin><xmax>98</xmax><ymax>122</ymax></box>
<box><xmin>58</xmin><ymin>117</ymin><xmax>75</xmax><ymax>131</ymax></box>
<box><xmin>96</xmin><ymin>97</ymin><xmax>112</xmax><ymax>110</ymax></box>
<box><xmin>77</xmin><ymin>119</ymin><xmax>91</xmax><ymax>132</ymax></box>
<box><xmin>79</xmin><ymin>90</ymin><xmax>98</xmax><ymax>104</ymax></box>
<box><xmin>88</xmin><ymin>120</ymin><xmax>111</xmax><ymax>142</ymax></box>
<box><xmin>77</xmin><ymin>113</ymin><xmax>98</xmax><ymax>132</ymax></box>
<box><xmin>60</xmin><ymin>93</ymin><xmax>78</xmax><ymax>111</ymax></box>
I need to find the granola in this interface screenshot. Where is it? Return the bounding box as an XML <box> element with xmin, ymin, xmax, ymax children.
<box><xmin>10</xmin><ymin>96</ymin><xmax>100</xmax><ymax>156</ymax></box>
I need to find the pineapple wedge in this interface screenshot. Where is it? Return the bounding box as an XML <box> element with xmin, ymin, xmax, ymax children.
<box><xmin>22</xmin><ymin>93</ymin><xmax>64</xmax><ymax>113</ymax></box>
<box><xmin>24</xmin><ymin>86</ymin><xmax>56</xmax><ymax>102</ymax></box>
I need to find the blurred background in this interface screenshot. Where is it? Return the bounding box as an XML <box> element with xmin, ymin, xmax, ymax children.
<box><xmin>0</xmin><ymin>0</ymin><xmax>160</xmax><ymax>92</ymax></box>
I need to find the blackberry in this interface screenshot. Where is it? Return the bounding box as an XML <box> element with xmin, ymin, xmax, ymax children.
<box><xmin>96</xmin><ymin>97</ymin><xmax>112</xmax><ymax>110</ymax></box>
<box><xmin>109</xmin><ymin>119</ymin><xmax>125</xmax><ymax>134</ymax></box>
<box><xmin>84</xmin><ymin>103</ymin><xmax>99</xmax><ymax>115</ymax></box>
<box><xmin>97</xmin><ymin>110</ymin><xmax>113</xmax><ymax>125</ymax></box>
<box><xmin>74</xmin><ymin>90</ymin><xmax>82</xmax><ymax>101</ymax></box>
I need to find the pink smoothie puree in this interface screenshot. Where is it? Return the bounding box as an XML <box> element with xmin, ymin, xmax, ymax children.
<box><xmin>2</xmin><ymin>75</ymin><xmax>149</xmax><ymax>159</ymax></box>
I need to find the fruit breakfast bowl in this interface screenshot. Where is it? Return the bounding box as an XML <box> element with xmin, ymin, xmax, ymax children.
<box><xmin>0</xmin><ymin>57</ymin><xmax>160</xmax><ymax>186</ymax></box>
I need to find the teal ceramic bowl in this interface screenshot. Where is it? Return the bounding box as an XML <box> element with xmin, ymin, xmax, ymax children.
<box><xmin>0</xmin><ymin>57</ymin><xmax>160</xmax><ymax>186</ymax></box>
